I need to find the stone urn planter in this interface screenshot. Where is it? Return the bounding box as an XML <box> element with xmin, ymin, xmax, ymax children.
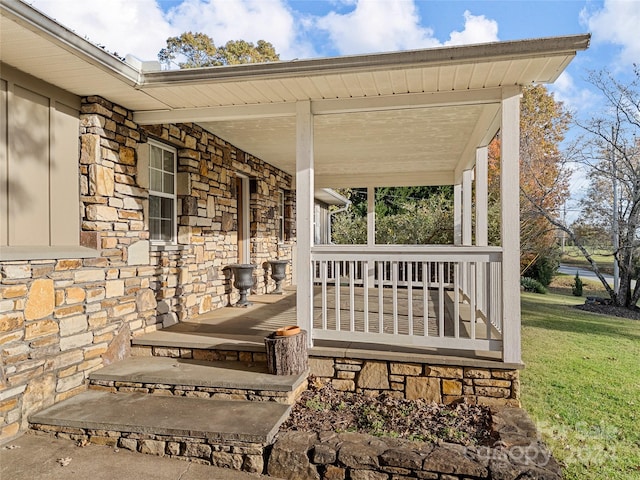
<box><xmin>229</xmin><ymin>264</ymin><xmax>256</xmax><ymax>307</ymax></box>
<box><xmin>268</xmin><ymin>259</ymin><xmax>289</xmax><ymax>294</ymax></box>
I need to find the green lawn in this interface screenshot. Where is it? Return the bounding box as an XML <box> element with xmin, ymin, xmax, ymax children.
<box><xmin>520</xmin><ymin>292</ymin><xmax>640</xmax><ymax>479</ymax></box>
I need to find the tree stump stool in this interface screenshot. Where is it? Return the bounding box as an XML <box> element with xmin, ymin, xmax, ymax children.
<box><xmin>265</xmin><ymin>327</ymin><xmax>308</xmax><ymax>375</ymax></box>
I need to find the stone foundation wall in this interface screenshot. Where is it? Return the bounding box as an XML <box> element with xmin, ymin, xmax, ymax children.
<box><xmin>135</xmin><ymin>345</ymin><xmax>520</xmax><ymax>407</ymax></box>
<box><xmin>308</xmin><ymin>357</ymin><xmax>520</xmax><ymax>407</ymax></box>
<box><xmin>0</xmin><ymin>96</ymin><xmax>294</xmax><ymax>442</ymax></box>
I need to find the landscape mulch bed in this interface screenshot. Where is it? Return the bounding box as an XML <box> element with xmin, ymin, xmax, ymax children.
<box><xmin>281</xmin><ymin>378</ymin><xmax>496</xmax><ymax>446</ymax></box>
<box><xmin>575</xmin><ymin>302</ymin><xmax>640</xmax><ymax>320</ymax></box>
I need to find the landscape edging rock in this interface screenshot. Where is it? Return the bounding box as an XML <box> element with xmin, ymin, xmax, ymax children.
<box><xmin>267</xmin><ymin>406</ymin><xmax>561</xmax><ymax>480</ymax></box>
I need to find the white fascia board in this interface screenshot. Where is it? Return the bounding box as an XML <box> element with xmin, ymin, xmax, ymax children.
<box><xmin>138</xmin><ymin>34</ymin><xmax>590</xmax><ymax>88</ymax></box>
<box><xmin>314</xmin><ymin>188</ymin><xmax>350</xmax><ymax>206</ymax></box>
<box><xmin>1</xmin><ymin>0</ymin><xmax>140</xmax><ymax>86</ymax></box>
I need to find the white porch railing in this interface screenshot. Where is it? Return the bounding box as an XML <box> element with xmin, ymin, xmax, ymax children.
<box><xmin>311</xmin><ymin>245</ymin><xmax>503</xmax><ymax>353</ymax></box>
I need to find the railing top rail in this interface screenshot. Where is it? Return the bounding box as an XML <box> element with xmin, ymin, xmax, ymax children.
<box><xmin>312</xmin><ymin>245</ymin><xmax>502</xmax><ymax>262</ymax></box>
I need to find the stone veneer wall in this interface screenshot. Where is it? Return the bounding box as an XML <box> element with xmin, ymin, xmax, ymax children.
<box><xmin>0</xmin><ymin>96</ymin><xmax>294</xmax><ymax>442</ymax></box>
<box><xmin>308</xmin><ymin>357</ymin><xmax>520</xmax><ymax>407</ymax></box>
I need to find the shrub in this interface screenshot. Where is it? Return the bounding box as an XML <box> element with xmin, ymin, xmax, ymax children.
<box><xmin>572</xmin><ymin>272</ymin><xmax>583</xmax><ymax>297</ymax></box>
<box><xmin>521</xmin><ymin>277</ymin><xmax>547</xmax><ymax>294</ymax></box>
<box><xmin>527</xmin><ymin>252</ymin><xmax>560</xmax><ymax>287</ymax></box>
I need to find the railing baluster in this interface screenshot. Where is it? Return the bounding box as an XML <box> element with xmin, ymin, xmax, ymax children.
<box><xmin>321</xmin><ymin>260</ymin><xmax>328</xmax><ymax>330</ymax></box>
<box><xmin>334</xmin><ymin>261</ymin><xmax>341</xmax><ymax>331</ymax></box>
<box><xmin>470</xmin><ymin>262</ymin><xmax>476</xmax><ymax>340</ymax></box>
<box><xmin>349</xmin><ymin>260</ymin><xmax>355</xmax><ymax>332</ymax></box>
<box><xmin>438</xmin><ymin>262</ymin><xmax>444</xmax><ymax>337</ymax></box>
<box><xmin>423</xmin><ymin>262</ymin><xmax>429</xmax><ymax>336</ymax></box>
<box><xmin>363</xmin><ymin>260</ymin><xmax>369</xmax><ymax>333</ymax></box>
<box><xmin>378</xmin><ymin>261</ymin><xmax>384</xmax><ymax>334</ymax></box>
<box><xmin>454</xmin><ymin>262</ymin><xmax>460</xmax><ymax>339</ymax></box>
<box><xmin>407</xmin><ymin>262</ymin><xmax>413</xmax><ymax>336</ymax></box>
<box><xmin>392</xmin><ymin>261</ymin><xmax>398</xmax><ymax>335</ymax></box>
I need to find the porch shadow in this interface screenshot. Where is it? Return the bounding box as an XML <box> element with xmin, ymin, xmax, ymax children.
<box><xmin>134</xmin><ymin>286</ymin><xmax>508</xmax><ymax>366</ymax></box>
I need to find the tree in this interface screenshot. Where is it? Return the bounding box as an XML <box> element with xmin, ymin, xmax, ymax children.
<box><xmin>488</xmin><ymin>85</ymin><xmax>571</xmax><ymax>276</ymax></box>
<box><xmin>529</xmin><ymin>67</ymin><xmax>640</xmax><ymax>307</ymax></box>
<box><xmin>158</xmin><ymin>32</ymin><xmax>279</xmax><ymax>68</ymax></box>
<box><xmin>330</xmin><ymin>187</ymin><xmax>454</xmax><ymax>245</ymax></box>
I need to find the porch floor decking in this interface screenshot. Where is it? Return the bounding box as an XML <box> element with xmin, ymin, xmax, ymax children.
<box><xmin>134</xmin><ymin>286</ymin><xmax>509</xmax><ymax>368</ymax></box>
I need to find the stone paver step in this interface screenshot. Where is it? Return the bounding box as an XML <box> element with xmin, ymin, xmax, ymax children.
<box><xmin>30</xmin><ymin>389</ymin><xmax>290</xmax><ymax>445</ymax></box>
<box><xmin>88</xmin><ymin>357</ymin><xmax>308</xmax><ymax>403</ymax></box>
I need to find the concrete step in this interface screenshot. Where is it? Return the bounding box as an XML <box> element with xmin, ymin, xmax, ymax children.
<box><xmin>29</xmin><ymin>390</ymin><xmax>291</xmax><ymax>473</ymax></box>
<box><xmin>89</xmin><ymin>356</ymin><xmax>308</xmax><ymax>404</ymax></box>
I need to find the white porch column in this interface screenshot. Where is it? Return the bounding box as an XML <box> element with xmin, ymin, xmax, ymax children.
<box><xmin>367</xmin><ymin>186</ymin><xmax>375</xmax><ymax>284</ymax></box>
<box><xmin>501</xmin><ymin>87</ymin><xmax>521</xmax><ymax>364</ymax></box>
<box><xmin>475</xmin><ymin>147</ymin><xmax>489</xmax><ymax>247</ymax></box>
<box><xmin>461</xmin><ymin>169</ymin><xmax>473</xmax><ymax>300</ymax></box>
<box><xmin>475</xmin><ymin>147</ymin><xmax>489</xmax><ymax>315</ymax></box>
<box><xmin>367</xmin><ymin>186</ymin><xmax>375</xmax><ymax>246</ymax></box>
<box><xmin>454</xmin><ymin>183</ymin><xmax>462</xmax><ymax>245</ymax></box>
<box><xmin>296</xmin><ymin>100</ymin><xmax>314</xmax><ymax>347</ymax></box>
<box><xmin>462</xmin><ymin>169</ymin><xmax>473</xmax><ymax>246</ymax></box>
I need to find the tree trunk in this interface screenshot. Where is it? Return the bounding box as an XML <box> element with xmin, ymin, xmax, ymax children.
<box><xmin>264</xmin><ymin>329</ymin><xmax>308</xmax><ymax>375</ymax></box>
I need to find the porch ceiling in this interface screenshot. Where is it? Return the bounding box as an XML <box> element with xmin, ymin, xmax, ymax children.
<box><xmin>198</xmin><ymin>103</ymin><xmax>496</xmax><ymax>187</ymax></box>
<box><xmin>1</xmin><ymin>0</ymin><xmax>590</xmax><ymax>187</ymax></box>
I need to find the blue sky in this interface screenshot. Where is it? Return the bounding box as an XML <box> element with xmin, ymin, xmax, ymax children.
<box><xmin>28</xmin><ymin>0</ymin><xmax>640</xmax><ymax>203</ymax></box>
<box><xmin>28</xmin><ymin>0</ymin><xmax>638</xmax><ymax>116</ymax></box>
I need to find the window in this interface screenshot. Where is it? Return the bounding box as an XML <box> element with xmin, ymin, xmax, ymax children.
<box><xmin>148</xmin><ymin>141</ymin><xmax>176</xmax><ymax>243</ymax></box>
<box><xmin>277</xmin><ymin>189</ymin><xmax>285</xmax><ymax>243</ymax></box>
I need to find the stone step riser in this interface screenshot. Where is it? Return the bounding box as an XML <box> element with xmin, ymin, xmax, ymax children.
<box><xmin>28</xmin><ymin>390</ymin><xmax>293</xmax><ymax>475</ymax></box>
<box><xmin>29</xmin><ymin>425</ymin><xmax>267</xmax><ymax>474</ymax></box>
<box><xmin>132</xmin><ymin>345</ymin><xmax>267</xmax><ymax>364</ymax></box>
<box><xmin>88</xmin><ymin>378</ymin><xmax>307</xmax><ymax>405</ymax></box>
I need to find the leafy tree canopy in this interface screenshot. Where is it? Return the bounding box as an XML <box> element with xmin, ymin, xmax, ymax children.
<box><xmin>488</xmin><ymin>84</ymin><xmax>571</xmax><ymax>272</ymax></box>
<box><xmin>158</xmin><ymin>32</ymin><xmax>279</xmax><ymax>68</ymax></box>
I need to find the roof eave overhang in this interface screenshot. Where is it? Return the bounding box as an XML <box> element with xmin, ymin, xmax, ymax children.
<box><xmin>1</xmin><ymin>0</ymin><xmax>140</xmax><ymax>87</ymax></box>
<box><xmin>139</xmin><ymin>34</ymin><xmax>591</xmax><ymax>88</ymax></box>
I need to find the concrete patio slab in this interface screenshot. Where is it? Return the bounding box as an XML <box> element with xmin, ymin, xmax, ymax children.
<box><xmin>1</xmin><ymin>433</ymin><xmax>280</xmax><ymax>480</ymax></box>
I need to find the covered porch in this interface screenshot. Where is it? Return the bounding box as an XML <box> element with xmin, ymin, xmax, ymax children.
<box><xmin>133</xmin><ymin>35</ymin><xmax>591</xmax><ymax>365</ymax></box>
<box><xmin>133</xmin><ymin>285</ymin><xmax>504</xmax><ymax>364</ymax></box>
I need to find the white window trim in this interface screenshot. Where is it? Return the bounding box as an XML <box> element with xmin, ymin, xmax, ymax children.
<box><xmin>236</xmin><ymin>173</ymin><xmax>251</xmax><ymax>263</ymax></box>
<box><xmin>278</xmin><ymin>189</ymin><xmax>286</xmax><ymax>244</ymax></box>
<box><xmin>148</xmin><ymin>139</ymin><xmax>177</xmax><ymax>245</ymax></box>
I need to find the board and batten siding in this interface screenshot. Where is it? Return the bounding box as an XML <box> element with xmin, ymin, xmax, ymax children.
<box><xmin>0</xmin><ymin>64</ymin><xmax>81</xmax><ymax>250</ymax></box>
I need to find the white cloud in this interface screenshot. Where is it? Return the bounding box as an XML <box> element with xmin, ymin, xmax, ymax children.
<box><xmin>581</xmin><ymin>0</ymin><xmax>640</xmax><ymax>66</ymax></box>
<box><xmin>27</xmin><ymin>0</ymin><xmax>502</xmax><ymax>63</ymax></box>
<box><xmin>30</xmin><ymin>0</ymin><xmax>174</xmax><ymax>60</ymax></box>
<box><xmin>550</xmin><ymin>71</ymin><xmax>599</xmax><ymax>117</ymax></box>
<box><xmin>444</xmin><ymin>10</ymin><xmax>498</xmax><ymax>46</ymax></box>
<box><xmin>166</xmin><ymin>0</ymin><xmax>300</xmax><ymax>60</ymax></box>
<box><xmin>315</xmin><ymin>2</ymin><xmax>499</xmax><ymax>55</ymax></box>
<box><xmin>315</xmin><ymin>0</ymin><xmax>440</xmax><ymax>55</ymax></box>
